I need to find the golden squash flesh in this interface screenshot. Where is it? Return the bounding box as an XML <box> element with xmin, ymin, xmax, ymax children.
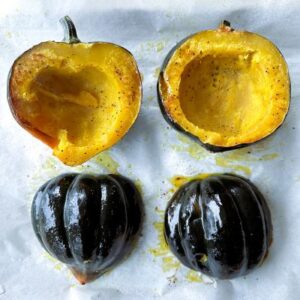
<box><xmin>158</xmin><ymin>21</ymin><xmax>290</xmax><ymax>151</ymax></box>
<box><xmin>8</xmin><ymin>17</ymin><xmax>142</xmax><ymax>165</ymax></box>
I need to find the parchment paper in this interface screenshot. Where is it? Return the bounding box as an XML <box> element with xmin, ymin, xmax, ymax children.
<box><xmin>1</xmin><ymin>1</ymin><xmax>300</xmax><ymax>299</ymax></box>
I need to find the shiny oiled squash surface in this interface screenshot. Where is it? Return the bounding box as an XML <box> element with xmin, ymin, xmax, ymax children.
<box><xmin>8</xmin><ymin>17</ymin><xmax>141</xmax><ymax>165</ymax></box>
<box><xmin>31</xmin><ymin>173</ymin><xmax>143</xmax><ymax>284</ymax></box>
<box><xmin>164</xmin><ymin>174</ymin><xmax>273</xmax><ymax>279</ymax></box>
<box><xmin>158</xmin><ymin>22</ymin><xmax>290</xmax><ymax>150</ymax></box>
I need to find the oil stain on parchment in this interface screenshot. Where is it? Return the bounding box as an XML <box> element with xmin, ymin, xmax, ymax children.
<box><xmin>148</xmin><ymin>207</ymin><xmax>181</xmax><ymax>272</ymax></box>
<box><xmin>172</xmin><ymin>134</ymin><xmax>279</xmax><ymax>176</ymax></box>
<box><xmin>137</xmin><ymin>40</ymin><xmax>168</xmax><ymax>56</ymax></box>
<box><xmin>42</xmin><ymin>252</ymin><xmax>78</xmax><ymax>285</ymax></box>
<box><xmin>154</xmin><ymin>67</ymin><xmax>161</xmax><ymax>78</ymax></box>
<box><xmin>41</xmin><ymin>150</ymin><xmax>119</xmax><ymax>177</ymax></box>
<box><xmin>43</xmin><ymin>252</ymin><xmax>64</xmax><ymax>272</ymax></box>
<box><xmin>171</xmin><ymin>134</ymin><xmax>209</xmax><ymax>160</ymax></box>
<box><xmin>169</xmin><ymin>173</ymin><xmax>212</xmax><ymax>193</ymax></box>
<box><xmin>215</xmin><ymin>157</ymin><xmax>251</xmax><ymax>176</ymax></box>
<box><xmin>91</xmin><ymin>151</ymin><xmax>120</xmax><ymax>173</ymax></box>
<box><xmin>29</xmin><ymin>150</ymin><xmax>122</xmax><ymax>208</ymax></box>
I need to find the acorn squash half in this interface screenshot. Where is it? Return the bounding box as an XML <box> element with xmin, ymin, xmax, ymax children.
<box><xmin>158</xmin><ymin>21</ymin><xmax>290</xmax><ymax>151</ymax></box>
<box><xmin>164</xmin><ymin>173</ymin><xmax>273</xmax><ymax>279</ymax></box>
<box><xmin>31</xmin><ymin>173</ymin><xmax>143</xmax><ymax>284</ymax></box>
<box><xmin>8</xmin><ymin>16</ymin><xmax>142</xmax><ymax>165</ymax></box>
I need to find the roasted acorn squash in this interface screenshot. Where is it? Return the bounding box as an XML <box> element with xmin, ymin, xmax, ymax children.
<box><xmin>8</xmin><ymin>16</ymin><xmax>142</xmax><ymax>165</ymax></box>
<box><xmin>31</xmin><ymin>173</ymin><xmax>143</xmax><ymax>284</ymax></box>
<box><xmin>164</xmin><ymin>174</ymin><xmax>272</xmax><ymax>279</ymax></box>
<box><xmin>158</xmin><ymin>21</ymin><xmax>290</xmax><ymax>151</ymax></box>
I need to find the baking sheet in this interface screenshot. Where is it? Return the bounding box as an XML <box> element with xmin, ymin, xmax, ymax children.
<box><xmin>1</xmin><ymin>0</ymin><xmax>300</xmax><ymax>299</ymax></box>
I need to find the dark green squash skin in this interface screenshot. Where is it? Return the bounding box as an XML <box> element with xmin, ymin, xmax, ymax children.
<box><xmin>164</xmin><ymin>174</ymin><xmax>273</xmax><ymax>279</ymax></box>
<box><xmin>31</xmin><ymin>173</ymin><xmax>143</xmax><ymax>284</ymax></box>
<box><xmin>157</xmin><ymin>27</ymin><xmax>291</xmax><ymax>152</ymax></box>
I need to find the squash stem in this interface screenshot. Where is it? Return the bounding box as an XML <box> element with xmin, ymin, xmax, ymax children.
<box><xmin>218</xmin><ymin>20</ymin><xmax>234</xmax><ymax>32</ymax></box>
<box><xmin>60</xmin><ymin>16</ymin><xmax>81</xmax><ymax>44</ymax></box>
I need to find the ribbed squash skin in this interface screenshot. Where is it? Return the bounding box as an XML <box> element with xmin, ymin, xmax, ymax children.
<box><xmin>164</xmin><ymin>174</ymin><xmax>272</xmax><ymax>279</ymax></box>
<box><xmin>31</xmin><ymin>173</ymin><xmax>143</xmax><ymax>284</ymax></box>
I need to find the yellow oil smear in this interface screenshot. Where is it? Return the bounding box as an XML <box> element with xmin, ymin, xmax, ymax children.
<box><xmin>144</xmin><ymin>40</ymin><xmax>166</xmax><ymax>52</ymax></box>
<box><xmin>137</xmin><ymin>40</ymin><xmax>168</xmax><ymax>57</ymax></box>
<box><xmin>41</xmin><ymin>156</ymin><xmax>59</xmax><ymax>174</ymax></box>
<box><xmin>147</xmin><ymin>95</ymin><xmax>155</xmax><ymax>101</ymax></box>
<box><xmin>260</xmin><ymin>153</ymin><xmax>279</xmax><ymax>160</ymax></box>
<box><xmin>169</xmin><ymin>173</ymin><xmax>217</xmax><ymax>193</ymax></box>
<box><xmin>186</xmin><ymin>270</ymin><xmax>203</xmax><ymax>283</ymax></box>
<box><xmin>54</xmin><ymin>264</ymin><xmax>63</xmax><ymax>271</ymax></box>
<box><xmin>92</xmin><ymin>151</ymin><xmax>119</xmax><ymax>173</ymax></box>
<box><xmin>149</xmin><ymin>209</ymin><xmax>181</xmax><ymax>272</ymax></box>
<box><xmin>215</xmin><ymin>157</ymin><xmax>252</xmax><ymax>176</ymax></box>
<box><xmin>223</xmin><ymin>148</ymin><xmax>254</xmax><ymax>161</ymax></box>
<box><xmin>154</xmin><ymin>67</ymin><xmax>161</xmax><ymax>78</ymax></box>
<box><xmin>156</xmin><ymin>41</ymin><xmax>166</xmax><ymax>52</ymax></box>
<box><xmin>149</xmin><ymin>221</ymin><xmax>168</xmax><ymax>257</ymax></box>
<box><xmin>214</xmin><ymin>149</ymin><xmax>279</xmax><ymax>176</ymax></box>
<box><xmin>174</xmin><ymin>133</ymin><xmax>279</xmax><ymax>165</ymax></box>
<box><xmin>162</xmin><ymin>256</ymin><xmax>181</xmax><ymax>272</ymax></box>
<box><xmin>40</xmin><ymin>155</ymin><xmax>88</xmax><ymax>176</ymax></box>
<box><xmin>223</xmin><ymin>148</ymin><xmax>279</xmax><ymax>162</ymax></box>
<box><xmin>33</xmin><ymin>150</ymin><xmax>120</xmax><ymax>181</ymax></box>
<box><xmin>134</xmin><ymin>178</ymin><xmax>144</xmax><ymax>195</ymax></box>
<box><xmin>43</xmin><ymin>252</ymin><xmax>64</xmax><ymax>271</ymax></box>
<box><xmin>148</xmin><ymin>220</ymin><xmax>180</xmax><ymax>271</ymax></box>
<box><xmin>200</xmin><ymin>254</ymin><xmax>208</xmax><ymax>264</ymax></box>
<box><xmin>155</xmin><ymin>207</ymin><xmax>164</xmax><ymax>217</ymax></box>
<box><xmin>170</xmin><ymin>173</ymin><xmax>212</xmax><ymax>189</ymax></box>
<box><xmin>172</xmin><ymin>134</ymin><xmax>209</xmax><ymax>160</ymax></box>
<box><xmin>5</xmin><ymin>31</ymin><xmax>12</xmax><ymax>38</ymax></box>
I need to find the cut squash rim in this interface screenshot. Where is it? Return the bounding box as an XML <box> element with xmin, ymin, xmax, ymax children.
<box><xmin>8</xmin><ymin>16</ymin><xmax>142</xmax><ymax>166</ymax></box>
<box><xmin>158</xmin><ymin>21</ymin><xmax>290</xmax><ymax>150</ymax></box>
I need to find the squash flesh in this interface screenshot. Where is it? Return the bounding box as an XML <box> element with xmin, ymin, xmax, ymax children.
<box><xmin>9</xmin><ymin>42</ymin><xmax>141</xmax><ymax>165</ymax></box>
<box><xmin>160</xmin><ymin>30</ymin><xmax>290</xmax><ymax>147</ymax></box>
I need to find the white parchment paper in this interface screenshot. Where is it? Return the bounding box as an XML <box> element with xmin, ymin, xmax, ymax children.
<box><xmin>1</xmin><ymin>1</ymin><xmax>300</xmax><ymax>299</ymax></box>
